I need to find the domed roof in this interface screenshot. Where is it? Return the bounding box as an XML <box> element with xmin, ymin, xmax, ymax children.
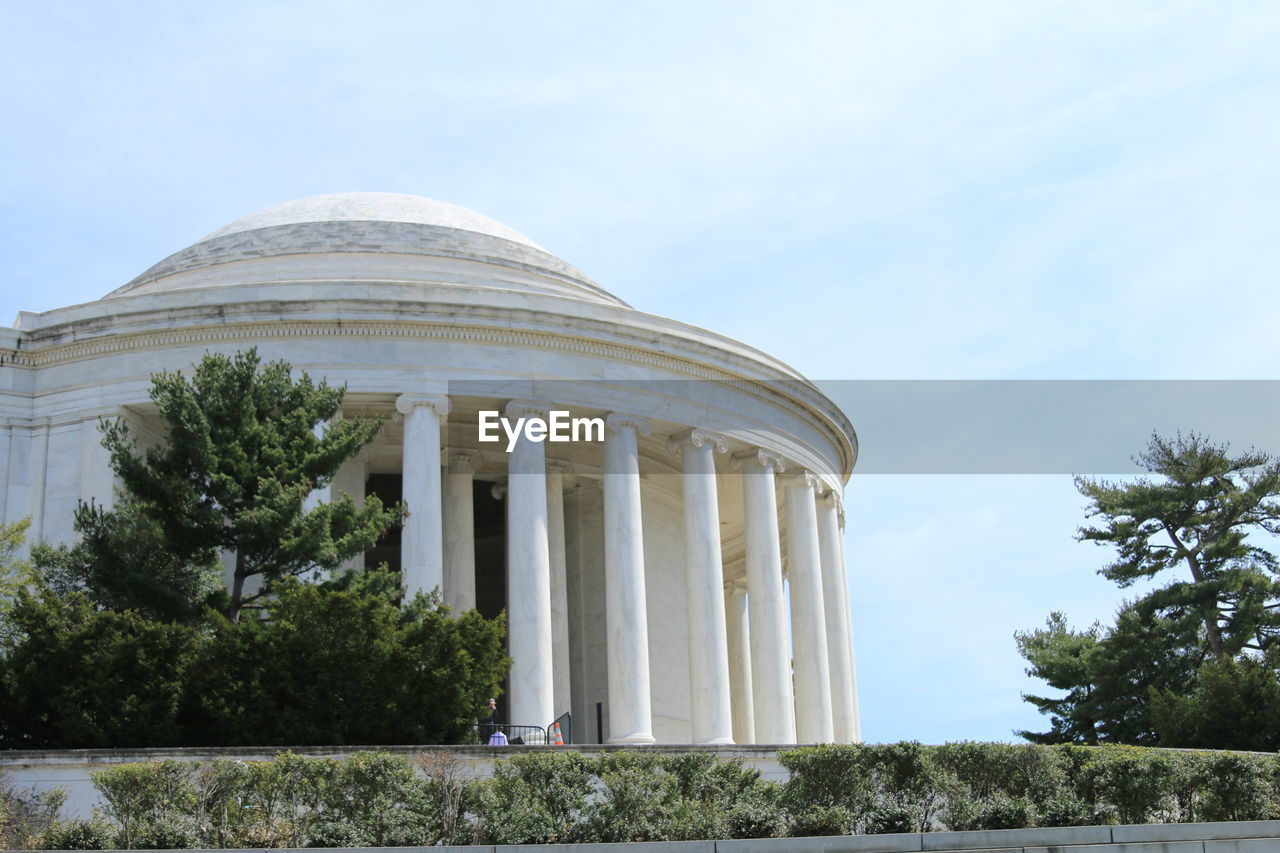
<box><xmin>106</xmin><ymin>192</ymin><xmax>624</xmax><ymax>307</ymax></box>
<box><xmin>202</xmin><ymin>192</ymin><xmax>546</xmax><ymax>250</ymax></box>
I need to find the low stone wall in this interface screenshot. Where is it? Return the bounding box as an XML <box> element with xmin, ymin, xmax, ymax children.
<box><xmin>17</xmin><ymin>821</ymin><xmax>1280</xmax><ymax>853</ymax></box>
<box><xmin>592</xmin><ymin>820</ymin><xmax>1278</xmax><ymax>852</ymax></box>
<box><xmin>0</xmin><ymin>744</ymin><xmax>789</xmax><ymax>819</ymax></box>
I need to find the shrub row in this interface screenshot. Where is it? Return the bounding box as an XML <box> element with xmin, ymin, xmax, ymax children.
<box><xmin>11</xmin><ymin>742</ymin><xmax>1280</xmax><ymax>849</ymax></box>
<box><xmin>0</xmin><ymin>579</ymin><xmax>508</xmax><ymax>749</ymax></box>
<box><xmin>781</xmin><ymin>742</ymin><xmax>1279</xmax><ymax>835</ymax></box>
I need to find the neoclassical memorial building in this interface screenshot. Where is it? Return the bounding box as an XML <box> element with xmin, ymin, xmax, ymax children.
<box><xmin>0</xmin><ymin>193</ymin><xmax>860</xmax><ymax>746</ymax></box>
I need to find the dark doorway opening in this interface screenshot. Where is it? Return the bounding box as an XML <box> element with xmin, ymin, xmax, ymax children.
<box><xmin>364</xmin><ymin>473</ymin><xmax>402</xmax><ymax>575</ymax></box>
<box><xmin>473</xmin><ymin>480</ymin><xmax>507</xmax><ymax>620</ymax></box>
<box><xmin>473</xmin><ymin>480</ymin><xmax>509</xmax><ymax>719</ymax></box>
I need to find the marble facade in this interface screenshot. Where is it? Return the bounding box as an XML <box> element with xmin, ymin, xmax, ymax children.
<box><xmin>0</xmin><ymin>193</ymin><xmax>861</xmax><ymax>744</ymax></box>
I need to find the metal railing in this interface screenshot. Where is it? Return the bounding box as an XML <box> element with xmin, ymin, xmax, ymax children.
<box><xmin>479</xmin><ymin>711</ymin><xmax>572</xmax><ymax>746</ymax></box>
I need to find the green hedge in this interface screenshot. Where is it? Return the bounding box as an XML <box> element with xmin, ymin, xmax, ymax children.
<box><xmin>0</xmin><ymin>579</ymin><xmax>509</xmax><ymax>750</ymax></box>
<box><xmin>15</xmin><ymin>743</ymin><xmax>1280</xmax><ymax>849</ymax></box>
<box><xmin>781</xmin><ymin>743</ymin><xmax>1280</xmax><ymax>835</ymax></box>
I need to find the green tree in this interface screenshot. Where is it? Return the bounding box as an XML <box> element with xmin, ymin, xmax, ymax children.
<box><xmin>0</xmin><ymin>575</ymin><xmax>508</xmax><ymax>748</ymax></box>
<box><xmin>183</xmin><ymin>574</ymin><xmax>509</xmax><ymax>746</ymax></box>
<box><xmin>1150</xmin><ymin>656</ymin><xmax>1280</xmax><ymax>751</ymax></box>
<box><xmin>0</xmin><ymin>519</ymin><xmax>35</xmax><ymax>641</ymax></box>
<box><xmin>101</xmin><ymin>348</ymin><xmax>403</xmax><ymax>621</ymax></box>
<box><xmin>1076</xmin><ymin>432</ymin><xmax>1280</xmax><ymax>660</ymax></box>
<box><xmin>1015</xmin><ymin>613</ymin><xmax>1103</xmax><ymax>744</ymax></box>
<box><xmin>33</xmin><ymin>498</ymin><xmax>224</xmax><ymax>623</ymax></box>
<box><xmin>0</xmin><ymin>586</ymin><xmax>202</xmax><ymax>748</ymax></box>
<box><xmin>0</xmin><ymin>519</ymin><xmax>33</xmax><ymax>596</ymax></box>
<box><xmin>1018</xmin><ymin>432</ymin><xmax>1280</xmax><ymax>745</ymax></box>
<box><xmin>1016</xmin><ymin>607</ymin><xmax>1200</xmax><ymax>745</ymax></box>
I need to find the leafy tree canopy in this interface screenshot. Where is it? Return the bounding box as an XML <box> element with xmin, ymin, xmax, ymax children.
<box><xmin>1075</xmin><ymin>431</ymin><xmax>1280</xmax><ymax>660</ymax></box>
<box><xmin>0</xmin><ymin>518</ymin><xmax>36</xmax><ymax>645</ymax></box>
<box><xmin>0</xmin><ymin>584</ymin><xmax>200</xmax><ymax>748</ymax></box>
<box><xmin>1151</xmin><ymin>655</ymin><xmax>1280</xmax><ymax>752</ymax></box>
<box><xmin>1015</xmin><ymin>606</ymin><xmax>1200</xmax><ymax>745</ymax></box>
<box><xmin>1018</xmin><ymin>432</ymin><xmax>1280</xmax><ymax>746</ymax></box>
<box><xmin>0</xmin><ymin>518</ymin><xmax>33</xmax><ymax>603</ymax></box>
<box><xmin>0</xmin><ymin>572</ymin><xmax>509</xmax><ymax>749</ymax></box>
<box><xmin>33</xmin><ymin>498</ymin><xmax>224</xmax><ymax>623</ymax></box>
<box><xmin>101</xmin><ymin>348</ymin><xmax>404</xmax><ymax>620</ymax></box>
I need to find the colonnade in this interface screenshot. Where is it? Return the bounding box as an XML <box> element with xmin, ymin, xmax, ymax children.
<box><xmin>393</xmin><ymin>394</ymin><xmax>860</xmax><ymax>744</ymax></box>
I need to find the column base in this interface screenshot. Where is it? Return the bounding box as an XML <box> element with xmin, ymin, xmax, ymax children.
<box><xmin>607</xmin><ymin>733</ymin><xmax>656</xmax><ymax>744</ymax></box>
<box><xmin>696</xmin><ymin>736</ymin><xmax>736</xmax><ymax>745</ymax></box>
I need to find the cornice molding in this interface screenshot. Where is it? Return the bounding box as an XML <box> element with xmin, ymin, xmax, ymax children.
<box><xmin>5</xmin><ymin>315</ymin><xmax>855</xmax><ymax>479</ymax></box>
<box><xmin>0</xmin><ymin>348</ymin><xmax>35</xmax><ymax>367</ymax></box>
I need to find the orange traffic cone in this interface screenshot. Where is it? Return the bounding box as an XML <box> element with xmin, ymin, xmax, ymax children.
<box><xmin>550</xmin><ymin>722</ymin><xmax>565</xmax><ymax>746</ymax></box>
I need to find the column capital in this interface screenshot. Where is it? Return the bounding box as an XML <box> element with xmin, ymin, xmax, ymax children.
<box><xmin>547</xmin><ymin>459</ymin><xmax>576</xmax><ymax>480</ymax></box>
<box><xmin>782</xmin><ymin>469</ymin><xmax>822</xmax><ymax>491</ymax></box>
<box><xmin>724</xmin><ymin>577</ymin><xmax>748</xmax><ymax>595</ymax></box>
<box><xmin>396</xmin><ymin>393</ymin><xmax>451</xmax><ymax>418</ymax></box>
<box><xmin>505</xmin><ymin>399</ymin><xmax>552</xmax><ymax>420</ymax></box>
<box><xmin>491</xmin><ymin>480</ymin><xmax>507</xmax><ymax>500</ymax></box>
<box><xmin>818</xmin><ymin>486</ymin><xmax>844</xmax><ymax>511</ymax></box>
<box><xmin>445</xmin><ymin>448</ymin><xmax>481</xmax><ymax>473</ymax></box>
<box><xmin>666</xmin><ymin>428</ymin><xmax>729</xmax><ymax>455</ymax></box>
<box><xmin>606</xmin><ymin>411</ymin><xmax>652</xmax><ymax>436</ymax></box>
<box><xmin>731</xmin><ymin>447</ymin><xmax>786</xmax><ymax>473</ymax></box>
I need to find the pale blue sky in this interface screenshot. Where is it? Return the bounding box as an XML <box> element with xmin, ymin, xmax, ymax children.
<box><xmin>3</xmin><ymin>1</ymin><xmax>1279</xmax><ymax>743</ymax></box>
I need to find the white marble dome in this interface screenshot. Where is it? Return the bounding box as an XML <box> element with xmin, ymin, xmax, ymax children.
<box><xmin>1</xmin><ymin>194</ymin><xmax>860</xmax><ymax>747</ymax></box>
<box><xmin>203</xmin><ymin>192</ymin><xmax>546</xmax><ymax>248</ymax></box>
<box><xmin>106</xmin><ymin>191</ymin><xmax>623</xmax><ymax>307</ymax></box>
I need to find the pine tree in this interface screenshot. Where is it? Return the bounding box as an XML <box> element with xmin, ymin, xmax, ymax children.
<box><xmin>33</xmin><ymin>498</ymin><xmax>223</xmax><ymax>623</ymax></box>
<box><xmin>1019</xmin><ymin>432</ymin><xmax>1280</xmax><ymax>745</ymax></box>
<box><xmin>1075</xmin><ymin>432</ymin><xmax>1280</xmax><ymax>660</ymax></box>
<box><xmin>102</xmin><ymin>349</ymin><xmax>403</xmax><ymax>621</ymax></box>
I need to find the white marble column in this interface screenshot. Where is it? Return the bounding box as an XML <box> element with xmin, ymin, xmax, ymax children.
<box><xmin>443</xmin><ymin>450</ymin><xmax>478</xmax><ymax>613</ymax></box>
<box><xmin>506</xmin><ymin>401</ymin><xmax>555</xmax><ymax>729</ymax></box>
<box><xmin>546</xmin><ymin>461</ymin><xmax>572</xmax><ymax>718</ymax></box>
<box><xmin>733</xmin><ymin>448</ymin><xmax>796</xmax><ymax>744</ymax></box>
<box><xmin>818</xmin><ymin>488</ymin><xmax>857</xmax><ymax>742</ymax></box>
<box><xmin>839</xmin><ymin>503</ymin><xmax>862</xmax><ymax>742</ymax></box>
<box><xmin>725</xmin><ymin>578</ymin><xmax>756</xmax><ymax>744</ymax></box>
<box><xmin>669</xmin><ymin>428</ymin><xmax>734</xmax><ymax>744</ymax></box>
<box><xmin>603</xmin><ymin>412</ymin><xmax>654</xmax><ymax>743</ymax></box>
<box><xmin>785</xmin><ymin>471</ymin><xmax>834</xmax><ymax>743</ymax></box>
<box><xmin>396</xmin><ymin>393</ymin><xmax>450</xmax><ymax>598</ymax></box>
